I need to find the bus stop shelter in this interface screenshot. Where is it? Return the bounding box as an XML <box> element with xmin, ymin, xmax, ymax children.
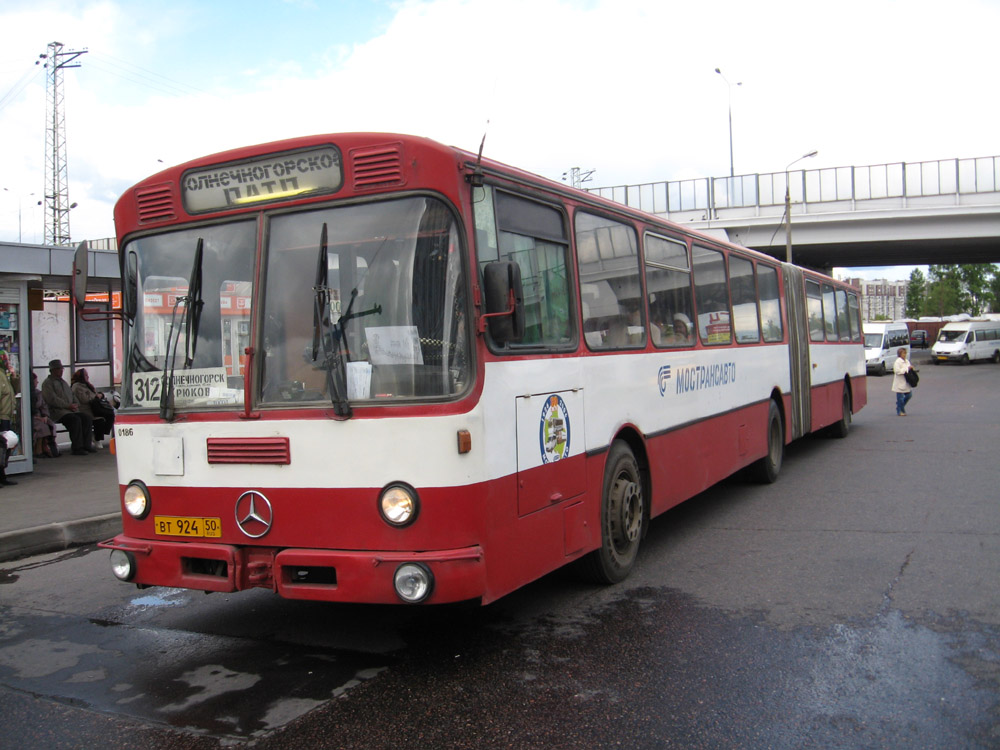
<box><xmin>0</xmin><ymin>238</ymin><xmax>121</xmax><ymax>475</ymax></box>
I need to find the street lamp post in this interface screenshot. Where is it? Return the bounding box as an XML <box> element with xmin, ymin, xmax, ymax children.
<box><xmin>714</xmin><ymin>68</ymin><xmax>742</xmax><ymax>178</ymax></box>
<box><xmin>2</xmin><ymin>188</ymin><xmax>38</xmax><ymax>243</ymax></box>
<box><xmin>784</xmin><ymin>150</ymin><xmax>818</xmax><ymax>264</ymax></box>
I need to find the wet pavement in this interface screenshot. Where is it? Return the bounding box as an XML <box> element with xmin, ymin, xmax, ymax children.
<box><xmin>1</xmin><ymin>542</ymin><xmax>997</xmax><ymax>748</ymax></box>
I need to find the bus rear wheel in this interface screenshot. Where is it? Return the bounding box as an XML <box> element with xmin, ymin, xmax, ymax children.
<box><xmin>830</xmin><ymin>385</ymin><xmax>851</xmax><ymax>438</ymax></box>
<box><xmin>750</xmin><ymin>401</ymin><xmax>784</xmax><ymax>484</ymax></box>
<box><xmin>581</xmin><ymin>441</ymin><xmax>644</xmax><ymax>584</ymax></box>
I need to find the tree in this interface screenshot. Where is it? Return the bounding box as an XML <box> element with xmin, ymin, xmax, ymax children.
<box><xmin>958</xmin><ymin>265</ymin><xmax>993</xmax><ymax>316</ymax></box>
<box><xmin>989</xmin><ymin>266</ymin><xmax>1000</xmax><ymax>313</ymax></box>
<box><xmin>925</xmin><ymin>265</ymin><xmax>968</xmax><ymax>317</ymax></box>
<box><xmin>905</xmin><ymin>268</ymin><xmax>926</xmax><ymax>318</ymax></box>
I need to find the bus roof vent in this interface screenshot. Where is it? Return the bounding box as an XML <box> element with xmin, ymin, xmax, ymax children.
<box><xmin>350</xmin><ymin>142</ymin><xmax>405</xmax><ymax>190</ymax></box>
<box><xmin>207</xmin><ymin>437</ymin><xmax>291</xmax><ymax>465</ymax></box>
<box><xmin>136</xmin><ymin>183</ymin><xmax>177</xmax><ymax>224</ymax></box>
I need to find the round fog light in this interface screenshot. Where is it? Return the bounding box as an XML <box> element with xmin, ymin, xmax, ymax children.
<box><xmin>110</xmin><ymin>549</ymin><xmax>136</xmax><ymax>582</ymax></box>
<box><xmin>393</xmin><ymin>563</ymin><xmax>433</xmax><ymax>603</ymax></box>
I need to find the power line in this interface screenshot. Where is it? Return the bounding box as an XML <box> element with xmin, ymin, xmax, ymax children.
<box><xmin>0</xmin><ymin>63</ymin><xmax>43</xmax><ymax>114</ymax></box>
<box><xmin>87</xmin><ymin>52</ymin><xmax>218</xmax><ymax>99</ymax></box>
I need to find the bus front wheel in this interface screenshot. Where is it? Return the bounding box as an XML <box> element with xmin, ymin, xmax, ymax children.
<box><xmin>581</xmin><ymin>441</ymin><xmax>644</xmax><ymax>584</ymax></box>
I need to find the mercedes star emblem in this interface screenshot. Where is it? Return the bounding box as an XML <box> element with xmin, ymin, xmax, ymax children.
<box><xmin>235</xmin><ymin>490</ymin><xmax>273</xmax><ymax>538</ymax></box>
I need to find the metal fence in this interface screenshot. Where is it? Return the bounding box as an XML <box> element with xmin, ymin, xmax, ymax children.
<box><xmin>588</xmin><ymin>156</ymin><xmax>1000</xmax><ymax>215</ymax></box>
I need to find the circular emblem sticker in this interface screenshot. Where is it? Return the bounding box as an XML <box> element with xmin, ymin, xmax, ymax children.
<box><xmin>539</xmin><ymin>394</ymin><xmax>571</xmax><ymax>463</ymax></box>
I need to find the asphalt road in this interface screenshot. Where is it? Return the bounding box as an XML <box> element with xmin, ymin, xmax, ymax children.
<box><xmin>1</xmin><ymin>352</ymin><xmax>998</xmax><ymax>749</ymax></box>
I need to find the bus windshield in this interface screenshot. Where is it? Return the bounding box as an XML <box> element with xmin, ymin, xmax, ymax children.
<box><xmin>259</xmin><ymin>195</ymin><xmax>470</xmax><ymax>405</ymax></box>
<box><xmin>122</xmin><ymin>220</ymin><xmax>256</xmax><ymax>410</ymax></box>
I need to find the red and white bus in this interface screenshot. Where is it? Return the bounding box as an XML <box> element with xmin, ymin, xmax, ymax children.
<box><xmin>99</xmin><ymin>133</ymin><xmax>866</xmax><ymax>605</ymax></box>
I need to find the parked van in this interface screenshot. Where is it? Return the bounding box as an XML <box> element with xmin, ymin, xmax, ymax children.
<box><xmin>863</xmin><ymin>322</ymin><xmax>910</xmax><ymax>375</ymax></box>
<box><xmin>931</xmin><ymin>321</ymin><xmax>1000</xmax><ymax>364</ymax></box>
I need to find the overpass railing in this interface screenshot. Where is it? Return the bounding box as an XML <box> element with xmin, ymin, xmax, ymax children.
<box><xmin>588</xmin><ymin>155</ymin><xmax>1000</xmax><ymax>216</ymax></box>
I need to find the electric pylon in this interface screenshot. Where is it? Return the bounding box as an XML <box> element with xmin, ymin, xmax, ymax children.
<box><xmin>40</xmin><ymin>41</ymin><xmax>87</xmax><ymax>246</ymax></box>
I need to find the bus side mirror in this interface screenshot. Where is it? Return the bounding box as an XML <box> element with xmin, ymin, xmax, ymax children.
<box><xmin>123</xmin><ymin>251</ymin><xmax>138</xmax><ymax>320</ymax></box>
<box><xmin>482</xmin><ymin>261</ymin><xmax>525</xmax><ymax>344</ymax></box>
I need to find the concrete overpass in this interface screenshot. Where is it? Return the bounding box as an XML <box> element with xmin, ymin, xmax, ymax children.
<box><xmin>588</xmin><ymin>155</ymin><xmax>1000</xmax><ymax>272</ymax></box>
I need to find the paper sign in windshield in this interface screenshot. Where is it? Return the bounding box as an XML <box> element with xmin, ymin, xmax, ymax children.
<box><xmin>365</xmin><ymin>326</ymin><xmax>424</xmax><ymax>366</ymax></box>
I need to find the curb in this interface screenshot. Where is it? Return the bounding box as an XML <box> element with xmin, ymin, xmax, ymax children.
<box><xmin>0</xmin><ymin>513</ymin><xmax>122</xmax><ymax>563</ymax></box>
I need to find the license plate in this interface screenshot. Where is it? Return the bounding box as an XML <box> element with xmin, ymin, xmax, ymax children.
<box><xmin>154</xmin><ymin>515</ymin><xmax>222</xmax><ymax>538</ymax></box>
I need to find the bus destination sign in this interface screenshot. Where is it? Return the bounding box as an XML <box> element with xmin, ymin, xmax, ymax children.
<box><xmin>182</xmin><ymin>146</ymin><xmax>343</xmax><ymax>213</ymax></box>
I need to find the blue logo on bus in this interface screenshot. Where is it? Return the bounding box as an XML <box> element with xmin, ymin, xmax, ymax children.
<box><xmin>539</xmin><ymin>394</ymin><xmax>571</xmax><ymax>463</ymax></box>
<box><xmin>658</xmin><ymin>366</ymin><xmax>672</xmax><ymax>395</ymax></box>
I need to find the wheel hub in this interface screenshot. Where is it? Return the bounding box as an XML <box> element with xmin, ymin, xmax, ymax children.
<box><xmin>610</xmin><ymin>475</ymin><xmax>642</xmax><ymax>548</ymax></box>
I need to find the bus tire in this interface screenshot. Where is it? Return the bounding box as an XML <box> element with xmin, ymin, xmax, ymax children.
<box><xmin>750</xmin><ymin>401</ymin><xmax>784</xmax><ymax>484</ymax></box>
<box><xmin>581</xmin><ymin>441</ymin><xmax>644</xmax><ymax>584</ymax></box>
<box><xmin>877</xmin><ymin>361</ymin><xmax>886</xmax><ymax>376</ymax></box>
<box><xmin>830</xmin><ymin>386</ymin><xmax>851</xmax><ymax>439</ymax></box>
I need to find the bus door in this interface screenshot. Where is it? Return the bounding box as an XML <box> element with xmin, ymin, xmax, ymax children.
<box><xmin>515</xmin><ymin>389</ymin><xmax>586</xmax><ymax>518</ymax></box>
<box><xmin>782</xmin><ymin>265</ymin><xmax>811</xmax><ymax>440</ymax></box>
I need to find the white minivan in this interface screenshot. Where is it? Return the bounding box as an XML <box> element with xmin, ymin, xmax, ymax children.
<box><xmin>863</xmin><ymin>322</ymin><xmax>910</xmax><ymax>375</ymax></box>
<box><xmin>931</xmin><ymin>320</ymin><xmax>1000</xmax><ymax>364</ymax></box>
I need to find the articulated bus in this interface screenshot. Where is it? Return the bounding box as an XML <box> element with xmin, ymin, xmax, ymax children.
<box><xmin>99</xmin><ymin>133</ymin><xmax>866</xmax><ymax>605</ymax></box>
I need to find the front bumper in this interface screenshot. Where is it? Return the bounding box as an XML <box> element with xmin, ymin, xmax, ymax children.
<box><xmin>99</xmin><ymin>535</ymin><xmax>485</xmax><ymax>604</ymax></box>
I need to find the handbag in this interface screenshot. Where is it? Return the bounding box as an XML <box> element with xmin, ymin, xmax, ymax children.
<box><xmin>904</xmin><ymin>368</ymin><xmax>919</xmax><ymax>388</ymax></box>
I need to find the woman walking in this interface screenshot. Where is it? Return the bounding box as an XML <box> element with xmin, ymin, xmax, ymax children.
<box><xmin>891</xmin><ymin>347</ymin><xmax>914</xmax><ymax>416</ymax></box>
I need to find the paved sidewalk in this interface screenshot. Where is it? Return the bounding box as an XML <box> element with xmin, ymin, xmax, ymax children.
<box><xmin>0</xmin><ymin>447</ymin><xmax>121</xmax><ymax>562</ymax></box>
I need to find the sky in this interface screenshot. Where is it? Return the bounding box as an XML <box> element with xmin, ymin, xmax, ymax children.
<box><xmin>1</xmin><ymin>0</ymin><xmax>998</xmax><ymax>281</ymax></box>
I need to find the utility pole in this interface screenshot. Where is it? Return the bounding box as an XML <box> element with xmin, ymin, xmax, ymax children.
<box><xmin>562</xmin><ymin>167</ymin><xmax>595</xmax><ymax>189</ymax></box>
<box><xmin>39</xmin><ymin>41</ymin><xmax>86</xmax><ymax>246</ymax></box>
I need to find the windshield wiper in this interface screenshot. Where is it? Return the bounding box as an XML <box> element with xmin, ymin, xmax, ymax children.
<box><xmin>311</xmin><ymin>224</ymin><xmax>352</xmax><ymax>418</ymax></box>
<box><xmin>160</xmin><ymin>238</ymin><xmax>204</xmax><ymax>421</ymax></box>
<box><xmin>184</xmin><ymin>239</ymin><xmax>204</xmax><ymax>367</ymax></box>
<box><xmin>337</xmin><ymin>287</ymin><xmax>382</xmax><ymax>362</ymax></box>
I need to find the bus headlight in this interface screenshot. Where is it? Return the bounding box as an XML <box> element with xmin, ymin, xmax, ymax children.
<box><xmin>123</xmin><ymin>481</ymin><xmax>151</xmax><ymax>520</ymax></box>
<box><xmin>394</xmin><ymin>563</ymin><xmax>433</xmax><ymax>603</ymax></box>
<box><xmin>110</xmin><ymin>549</ymin><xmax>136</xmax><ymax>581</ymax></box>
<box><xmin>379</xmin><ymin>483</ymin><xmax>419</xmax><ymax>527</ymax></box>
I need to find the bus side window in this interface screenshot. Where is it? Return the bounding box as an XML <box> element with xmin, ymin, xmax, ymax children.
<box><xmin>487</xmin><ymin>190</ymin><xmax>573</xmax><ymax>348</ymax></box>
<box><xmin>848</xmin><ymin>292</ymin><xmax>862</xmax><ymax>342</ymax></box>
<box><xmin>644</xmin><ymin>233</ymin><xmax>694</xmax><ymax>347</ymax></box>
<box><xmin>576</xmin><ymin>212</ymin><xmax>643</xmax><ymax>350</ymax></box>
<box><xmin>758</xmin><ymin>264</ymin><xmax>784</xmax><ymax>342</ymax></box>
<box><xmin>822</xmin><ymin>283</ymin><xmax>838</xmax><ymax>342</ymax></box>
<box><xmin>806</xmin><ymin>279</ymin><xmax>824</xmax><ymax>341</ymax></box>
<box><xmin>692</xmin><ymin>245</ymin><xmax>732</xmax><ymax>346</ymax></box>
<box><xmin>729</xmin><ymin>255</ymin><xmax>760</xmax><ymax>344</ymax></box>
<box><xmin>835</xmin><ymin>289</ymin><xmax>851</xmax><ymax>342</ymax></box>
